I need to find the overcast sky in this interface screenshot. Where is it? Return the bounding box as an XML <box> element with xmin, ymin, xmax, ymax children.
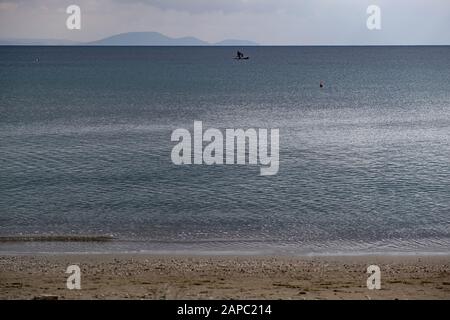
<box><xmin>0</xmin><ymin>0</ymin><xmax>449</xmax><ymax>44</ymax></box>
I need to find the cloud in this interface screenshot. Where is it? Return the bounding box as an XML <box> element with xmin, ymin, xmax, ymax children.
<box><xmin>0</xmin><ymin>2</ymin><xmax>18</xmax><ymax>10</ymax></box>
<box><xmin>0</xmin><ymin>0</ymin><xmax>449</xmax><ymax>44</ymax></box>
<box><xmin>116</xmin><ymin>0</ymin><xmax>300</xmax><ymax>14</ymax></box>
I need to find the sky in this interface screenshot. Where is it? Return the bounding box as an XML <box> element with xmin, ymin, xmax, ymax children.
<box><xmin>0</xmin><ymin>0</ymin><xmax>449</xmax><ymax>45</ymax></box>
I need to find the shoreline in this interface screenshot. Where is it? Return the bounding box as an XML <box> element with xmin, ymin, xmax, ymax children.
<box><xmin>1</xmin><ymin>254</ymin><xmax>449</xmax><ymax>300</ymax></box>
<box><xmin>1</xmin><ymin>251</ymin><xmax>450</xmax><ymax>257</ymax></box>
<box><xmin>1</xmin><ymin>235</ymin><xmax>448</xmax><ymax>257</ymax></box>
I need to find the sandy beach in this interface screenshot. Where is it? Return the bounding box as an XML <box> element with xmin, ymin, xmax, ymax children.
<box><xmin>1</xmin><ymin>254</ymin><xmax>449</xmax><ymax>300</ymax></box>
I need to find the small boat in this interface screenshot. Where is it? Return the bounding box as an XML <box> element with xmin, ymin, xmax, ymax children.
<box><xmin>234</xmin><ymin>50</ymin><xmax>249</xmax><ymax>60</ymax></box>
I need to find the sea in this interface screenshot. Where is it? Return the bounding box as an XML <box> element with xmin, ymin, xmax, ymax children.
<box><xmin>0</xmin><ymin>46</ymin><xmax>449</xmax><ymax>255</ymax></box>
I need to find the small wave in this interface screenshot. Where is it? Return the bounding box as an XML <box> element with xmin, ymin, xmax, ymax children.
<box><xmin>0</xmin><ymin>235</ymin><xmax>114</xmax><ymax>242</ymax></box>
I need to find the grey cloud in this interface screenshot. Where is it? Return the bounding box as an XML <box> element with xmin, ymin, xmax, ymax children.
<box><xmin>1</xmin><ymin>0</ymin><xmax>449</xmax><ymax>44</ymax></box>
<box><xmin>116</xmin><ymin>0</ymin><xmax>300</xmax><ymax>14</ymax></box>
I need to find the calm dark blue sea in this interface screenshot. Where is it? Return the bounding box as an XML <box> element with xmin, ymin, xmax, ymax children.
<box><xmin>0</xmin><ymin>46</ymin><xmax>449</xmax><ymax>254</ymax></box>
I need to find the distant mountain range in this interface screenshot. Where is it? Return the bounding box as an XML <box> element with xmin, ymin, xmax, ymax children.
<box><xmin>0</xmin><ymin>32</ymin><xmax>258</xmax><ymax>46</ymax></box>
<box><xmin>0</xmin><ymin>38</ymin><xmax>82</xmax><ymax>46</ymax></box>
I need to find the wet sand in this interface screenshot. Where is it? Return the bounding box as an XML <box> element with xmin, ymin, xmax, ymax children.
<box><xmin>1</xmin><ymin>254</ymin><xmax>449</xmax><ymax>300</ymax></box>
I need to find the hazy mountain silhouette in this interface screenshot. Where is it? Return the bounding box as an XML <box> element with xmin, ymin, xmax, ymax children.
<box><xmin>89</xmin><ymin>32</ymin><xmax>258</xmax><ymax>46</ymax></box>
<box><xmin>0</xmin><ymin>32</ymin><xmax>258</xmax><ymax>46</ymax></box>
<box><xmin>0</xmin><ymin>38</ymin><xmax>81</xmax><ymax>45</ymax></box>
<box><xmin>89</xmin><ymin>32</ymin><xmax>209</xmax><ymax>46</ymax></box>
